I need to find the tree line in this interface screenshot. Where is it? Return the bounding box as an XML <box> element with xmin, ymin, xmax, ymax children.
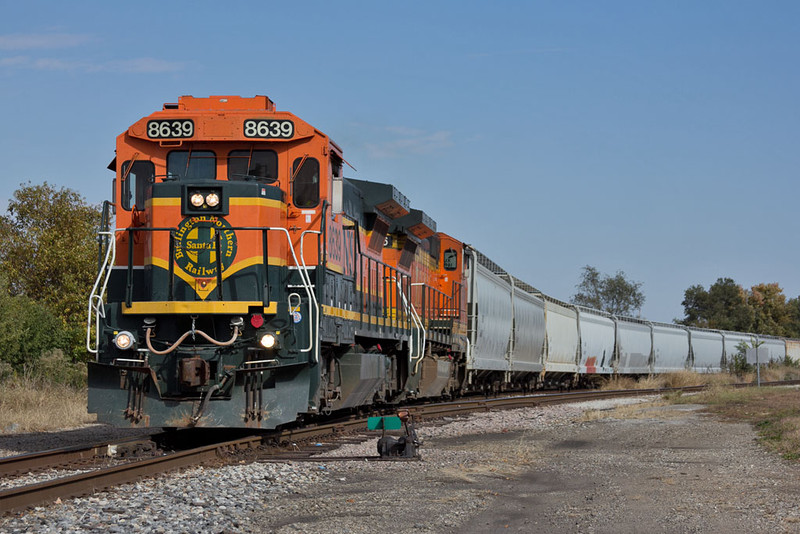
<box><xmin>0</xmin><ymin>182</ymin><xmax>99</xmax><ymax>385</ymax></box>
<box><xmin>678</xmin><ymin>278</ymin><xmax>800</xmax><ymax>337</ymax></box>
<box><xmin>573</xmin><ymin>265</ymin><xmax>800</xmax><ymax>339</ymax></box>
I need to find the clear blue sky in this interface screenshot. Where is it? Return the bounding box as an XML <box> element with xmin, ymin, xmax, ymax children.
<box><xmin>2</xmin><ymin>1</ymin><xmax>798</xmax><ymax>322</ymax></box>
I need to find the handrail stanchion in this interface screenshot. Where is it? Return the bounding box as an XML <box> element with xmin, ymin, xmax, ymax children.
<box><xmin>215</xmin><ymin>231</ymin><xmax>223</xmax><ymax>300</ymax></box>
<box><xmin>298</xmin><ymin>229</ymin><xmax>321</xmax><ymax>362</ymax></box>
<box><xmin>368</xmin><ymin>258</ymin><xmax>373</xmax><ymax>324</ymax></box>
<box><xmin>262</xmin><ymin>229</ymin><xmax>270</xmax><ymax>307</ymax></box>
<box><xmin>126</xmin><ymin>229</ymin><xmax>134</xmax><ymax>308</ymax></box>
<box><xmin>168</xmin><ymin>231</ymin><xmax>175</xmax><ymax>301</ymax></box>
<box><xmin>87</xmin><ymin>230</ymin><xmax>116</xmax><ymax>356</ymax></box>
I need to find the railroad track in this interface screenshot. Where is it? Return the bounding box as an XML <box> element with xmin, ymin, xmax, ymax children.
<box><xmin>0</xmin><ymin>421</ymin><xmax>366</xmax><ymax>514</ymax></box>
<box><xmin>0</xmin><ymin>434</ymin><xmax>165</xmax><ymax>478</ymax></box>
<box><xmin>3</xmin><ymin>380</ymin><xmax>797</xmax><ymax>514</ymax></box>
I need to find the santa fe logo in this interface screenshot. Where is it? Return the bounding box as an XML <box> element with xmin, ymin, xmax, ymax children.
<box><xmin>174</xmin><ymin>216</ymin><xmax>237</xmax><ymax>278</ymax></box>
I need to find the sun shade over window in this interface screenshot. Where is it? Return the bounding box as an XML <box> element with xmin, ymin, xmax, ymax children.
<box><xmin>228</xmin><ymin>150</ymin><xmax>278</xmax><ymax>182</ymax></box>
<box><xmin>167</xmin><ymin>151</ymin><xmax>216</xmax><ymax>181</ymax></box>
<box><xmin>399</xmin><ymin>239</ymin><xmax>418</xmax><ymax>270</ymax></box>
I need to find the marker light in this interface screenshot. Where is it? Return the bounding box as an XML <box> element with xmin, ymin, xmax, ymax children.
<box><xmin>190</xmin><ymin>193</ymin><xmax>205</xmax><ymax>207</ymax></box>
<box><xmin>250</xmin><ymin>314</ymin><xmax>265</xmax><ymax>328</ymax></box>
<box><xmin>259</xmin><ymin>333</ymin><xmax>276</xmax><ymax>349</ymax></box>
<box><xmin>113</xmin><ymin>331</ymin><xmax>135</xmax><ymax>350</ymax></box>
<box><xmin>205</xmin><ymin>192</ymin><xmax>220</xmax><ymax>207</ymax></box>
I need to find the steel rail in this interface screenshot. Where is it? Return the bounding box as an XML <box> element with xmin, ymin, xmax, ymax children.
<box><xmin>403</xmin><ymin>389</ymin><xmax>659</xmax><ymax>419</ymax></box>
<box><xmin>0</xmin><ymin>435</ymin><xmax>162</xmax><ymax>477</ymax></box>
<box><xmin>0</xmin><ymin>445</ymin><xmax>112</xmax><ymax>478</ymax></box>
<box><xmin>0</xmin><ymin>435</ymin><xmax>262</xmax><ymax>514</ymax></box>
<box><xmin>260</xmin><ymin>455</ymin><xmax>419</xmax><ymax>462</ymax></box>
<box><xmin>404</xmin><ymin>380</ymin><xmax>798</xmax><ymax>420</ymax></box>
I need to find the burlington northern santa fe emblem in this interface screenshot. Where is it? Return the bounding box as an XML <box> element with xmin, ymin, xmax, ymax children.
<box><xmin>174</xmin><ymin>216</ymin><xmax>237</xmax><ymax>278</ymax></box>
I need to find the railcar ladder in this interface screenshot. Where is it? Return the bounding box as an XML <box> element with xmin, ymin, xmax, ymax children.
<box><xmin>296</xmin><ymin>229</ymin><xmax>321</xmax><ymax>363</ymax></box>
<box><xmin>86</xmin><ymin>230</ymin><xmax>115</xmax><ymax>355</ymax></box>
<box><xmin>396</xmin><ymin>278</ymin><xmax>425</xmax><ymax>374</ymax></box>
<box><xmin>86</xmin><ymin>203</ymin><xmax>115</xmax><ymax>356</ymax></box>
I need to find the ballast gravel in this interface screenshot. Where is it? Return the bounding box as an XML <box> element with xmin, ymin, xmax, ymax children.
<box><xmin>2</xmin><ymin>396</ymin><xmax>800</xmax><ymax>533</ymax></box>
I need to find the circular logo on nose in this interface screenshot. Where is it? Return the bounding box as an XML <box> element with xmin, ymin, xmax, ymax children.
<box><xmin>174</xmin><ymin>216</ymin><xmax>237</xmax><ymax>277</ymax></box>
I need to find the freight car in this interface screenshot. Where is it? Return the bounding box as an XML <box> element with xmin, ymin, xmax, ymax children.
<box><xmin>86</xmin><ymin>95</ymin><xmax>789</xmax><ymax>429</ymax></box>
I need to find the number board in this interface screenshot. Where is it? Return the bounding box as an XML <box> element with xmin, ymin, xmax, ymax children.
<box><xmin>147</xmin><ymin>120</ymin><xmax>194</xmax><ymax>139</ymax></box>
<box><xmin>243</xmin><ymin>119</ymin><xmax>294</xmax><ymax>139</ymax></box>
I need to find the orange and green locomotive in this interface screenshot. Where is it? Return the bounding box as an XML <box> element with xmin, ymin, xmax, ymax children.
<box><xmin>87</xmin><ymin>95</ymin><xmax>468</xmax><ymax>428</ymax></box>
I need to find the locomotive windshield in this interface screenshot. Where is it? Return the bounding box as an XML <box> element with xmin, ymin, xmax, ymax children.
<box><xmin>228</xmin><ymin>149</ymin><xmax>278</xmax><ymax>182</ymax></box>
<box><xmin>167</xmin><ymin>150</ymin><xmax>216</xmax><ymax>181</ymax></box>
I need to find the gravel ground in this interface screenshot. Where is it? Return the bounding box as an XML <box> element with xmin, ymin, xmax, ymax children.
<box><xmin>2</xmin><ymin>396</ymin><xmax>799</xmax><ymax>533</ymax></box>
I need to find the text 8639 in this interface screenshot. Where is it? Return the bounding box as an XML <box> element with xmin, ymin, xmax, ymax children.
<box><xmin>243</xmin><ymin>119</ymin><xmax>294</xmax><ymax>139</ymax></box>
<box><xmin>147</xmin><ymin>120</ymin><xmax>194</xmax><ymax>139</ymax></box>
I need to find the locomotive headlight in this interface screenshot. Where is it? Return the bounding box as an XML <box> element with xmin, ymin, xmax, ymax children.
<box><xmin>113</xmin><ymin>331</ymin><xmax>135</xmax><ymax>350</ymax></box>
<box><xmin>259</xmin><ymin>333</ymin><xmax>277</xmax><ymax>349</ymax></box>
<box><xmin>185</xmin><ymin>187</ymin><xmax>225</xmax><ymax>216</ymax></box>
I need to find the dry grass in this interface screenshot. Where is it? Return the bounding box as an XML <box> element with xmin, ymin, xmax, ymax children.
<box><xmin>453</xmin><ymin>432</ymin><xmax>541</xmax><ymax>465</ymax></box>
<box><xmin>579</xmin><ymin>399</ymin><xmax>674</xmax><ymax>422</ymax></box>
<box><xmin>669</xmin><ymin>384</ymin><xmax>800</xmax><ymax>461</ymax></box>
<box><xmin>758</xmin><ymin>365</ymin><xmax>800</xmax><ymax>382</ymax></box>
<box><xmin>0</xmin><ymin>377</ymin><xmax>94</xmax><ymax>433</ymax></box>
<box><xmin>700</xmin><ymin>373</ymin><xmax>738</xmax><ymax>387</ymax></box>
<box><xmin>730</xmin><ymin>364</ymin><xmax>800</xmax><ymax>384</ymax></box>
<box><xmin>503</xmin><ymin>433</ymin><xmax>540</xmax><ymax>466</ymax></box>
<box><xmin>596</xmin><ymin>366</ymin><xmax>800</xmax><ymax>391</ymax></box>
<box><xmin>590</xmin><ymin>368</ymin><xmax>800</xmax><ymax>459</ymax></box>
<box><xmin>436</xmin><ymin>461</ymin><xmax>522</xmax><ymax>483</ymax></box>
<box><xmin>663</xmin><ymin>370</ymin><xmax>723</xmax><ymax>388</ymax></box>
<box><xmin>591</xmin><ymin>367</ymin><xmax>800</xmax><ymax>460</ymax></box>
<box><xmin>438</xmin><ymin>432</ymin><xmax>541</xmax><ymax>483</ymax></box>
<box><xmin>599</xmin><ymin>376</ymin><xmax>639</xmax><ymax>390</ymax></box>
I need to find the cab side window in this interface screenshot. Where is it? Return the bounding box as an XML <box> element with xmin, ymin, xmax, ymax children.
<box><xmin>228</xmin><ymin>150</ymin><xmax>278</xmax><ymax>182</ymax></box>
<box><xmin>121</xmin><ymin>161</ymin><xmax>155</xmax><ymax>211</ymax></box>
<box><xmin>292</xmin><ymin>157</ymin><xmax>319</xmax><ymax>208</ymax></box>
<box><xmin>443</xmin><ymin>249</ymin><xmax>459</xmax><ymax>271</ymax></box>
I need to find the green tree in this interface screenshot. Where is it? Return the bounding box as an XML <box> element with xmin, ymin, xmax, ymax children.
<box><xmin>679</xmin><ymin>278</ymin><xmax>800</xmax><ymax>338</ymax></box>
<box><xmin>678</xmin><ymin>278</ymin><xmax>754</xmax><ymax>331</ymax></box>
<box><xmin>748</xmin><ymin>283</ymin><xmax>789</xmax><ymax>336</ymax></box>
<box><xmin>786</xmin><ymin>297</ymin><xmax>800</xmax><ymax>338</ymax></box>
<box><xmin>0</xmin><ymin>274</ymin><xmax>68</xmax><ymax>371</ymax></box>
<box><xmin>0</xmin><ymin>182</ymin><xmax>100</xmax><ymax>361</ymax></box>
<box><xmin>572</xmin><ymin>265</ymin><xmax>645</xmax><ymax>316</ymax></box>
<box><xmin>729</xmin><ymin>340</ymin><xmax>752</xmax><ymax>374</ymax></box>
